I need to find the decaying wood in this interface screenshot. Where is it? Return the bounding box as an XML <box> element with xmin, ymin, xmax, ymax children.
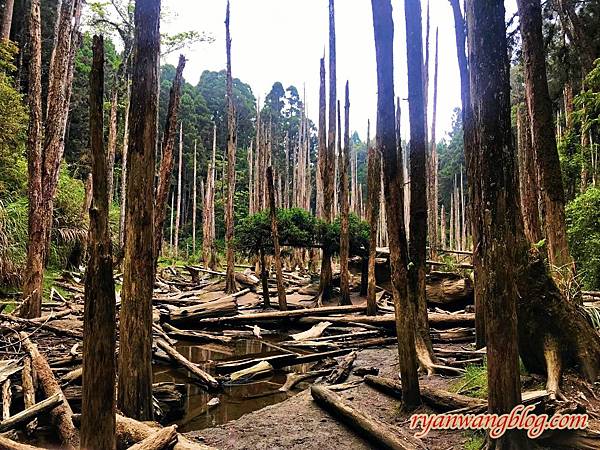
<box><xmin>327</xmin><ymin>351</ymin><xmax>357</xmax><ymax>384</ymax></box>
<box><xmin>0</xmin><ymin>393</ymin><xmax>63</xmax><ymax>433</ymax></box>
<box><xmin>0</xmin><ymin>314</ymin><xmax>82</xmax><ymax>339</ymax></box>
<box><xmin>426</xmin><ymin>272</ymin><xmax>473</xmax><ymax>305</ymax></box>
<box><xmin>162</xmin><ymin>323</ymin><xmax>232</xmax><ymax>345</ymax></box>
<box><xmin>230</xmin><ymin>361</ymin><xmax>273</xmax><ymax>382</ymax></box>
<box><xmin>166</xmin><ymin>292</ymin><xmax>243</xmax><ymax>325</ymax></box>
<box><xmin>0</xmin><ymin>435</ymin><xmax>43</xmax><ymax>450</ymax></box>
<box><xmin>2</xmin><ymin>379</ymin><xmax>11</xmax><ymax>420</ymax></box>
<box><xmin>21</xmin><ymin>356</ymin><xmax>36</xmax><ymax>433</ymax></box>
<box><xmin>127</xmin><ymin>425</ymin><xmax>177</xmax><ymax>450</ymax></box>
<box><xmin>156</xmin><ymin>339</ymin><xmax>219</xmax><ymax>389</ymax></box>
<box><xmin>291</xmin><ymin>322</ymin><xmax>332</xmax><ymax>341</ymax></box>
<box><xmin>298</xmin><ymin>312</ymin><xmax>474</xmax><ymax>329</ymax></box>
<box><xmin>21</xmin><ymin>334</ymin><xmax>79</xmax><ymax>449</ymax></box>
<box><xmin>310</xmin><ymin>385</ymin><xmax>425</xmax><ymax>450</ymax></box>
<box><xmin>279</xmin><ymin>369</ymin><xmax>333</xmax><ymax>392</ymax></box>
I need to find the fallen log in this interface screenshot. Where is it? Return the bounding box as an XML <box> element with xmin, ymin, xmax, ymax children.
<box><xmin>0</xmin><ymin>436</ymin><xmax>43</xmax><ymax>450</ymax></box>
<box><xmin>230</xmin><ymin>361</ymin><xmax>273</xmax><ymax>382</ymax></box>
<box><xmin>327</xmin><ymin>351</ymin><xmax>357</xmax><ymax>384</ymax></box>
<box><xmin>156</xmin><ymin>339</ymin><xmax>219</xmax><ymax>389</ymax></box>
<box><xmin>298</xmin><ymin>312</ymin><xmax>474</xmax><ymax>329</ymax></box>
<box><xmin>2</xmin><ymin>379</ymin><xmax>11</xmax><ymax>420</ymax></box>
<box><xmin>426</xmin><ymin>272</ymin><xmax>473</xmax><ymax>305</ymax></box>
<box><xmin>196</xmin><ymin>305</ymin><xmax>368</xmax><ymax>326</ymax></box>
<box><xmin>166</xmin><ymin>291</ymin><xmax>247</xmax><ymax>325</ymax></box>
<box><xmin>2</xmin><ymin>315</ymin><xmax>82</xmax><ymax>339</ymax></box>
<box><xmin>162</xmin><ymin>323</ymin><xmax>232</xmax><ymax>345</ymax></box>
<box><xmin>364</xmin><ymin>375</ymin><xmax>485</xmax><ymax>412</ymax></box>
<box><xmin>21</xmin><ymin>334</ymin><xmax>79</xmax><ymax>449</ymax></box>
<box><xmin>127</xmin><ymin>425</ymin><xmax>178</xmax><ymax>450</ymax></box>
<box><xmin>21</xmin><ymin>356</ymin><xmax>36</xmax><ymax>433</ymax></box>
<box><xmin>279</xmin><ymin>369</ymin><xmax>332</xmax><ymax>392</ymax></box>
<box><xmin>0</xmin><ymin>393</ymin><xmax>63</xmax><ymax>432</ymax></box>
<box><xmin>291</xmin><ymin>322</ymin><xmax>332</xmax><ymax>341</ymax></box>
<box><xmin>310</xmin><ymin>385</ymin><xmax>425</xmax><ymax>450</ymax></box>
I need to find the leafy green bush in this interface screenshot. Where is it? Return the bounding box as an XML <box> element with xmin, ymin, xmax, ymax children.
<box><xmin>566</xmin><ymin>187</ymin><xmax>600</xmax><ymax>289</ymax></box>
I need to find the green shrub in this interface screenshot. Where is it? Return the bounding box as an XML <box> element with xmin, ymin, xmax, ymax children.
<box><xmin>566</xmin><ymin>187</ymin><xmax>600</xmax><ymax>290</ymax></box>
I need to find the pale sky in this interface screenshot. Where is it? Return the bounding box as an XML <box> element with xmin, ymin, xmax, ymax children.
<box><xmin>161</xmin><ymin>0</ymin><xmax>517</xmax><ymax>142</ymax></box>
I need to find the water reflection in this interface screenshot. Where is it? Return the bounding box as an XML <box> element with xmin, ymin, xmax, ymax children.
<box><xmin>153</xmin><ymin>338</ymin><xmax>306</xmax><ymax>432</ymax></box>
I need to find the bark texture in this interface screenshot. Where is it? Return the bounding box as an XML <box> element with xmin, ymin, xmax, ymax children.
<box><xmin>118</xmin><ymin>0</ymin><xmax>160</xmax><ymax>421</ymax></box>
<box><xmin>266</xmin><ymin>167</ymin><xmax>287</xmax><ymax>311</ymax></box>
<box><xmin>366</xmin><ymin>121</ymin><xmax>380</xmax><ymax>316</ymax></box>
<box><xmin>0</xmin><ymin>0</ymin><xmax>14</xmax><ymax>40</ymax></box>
<box><xmin>81</xmin><ymin>35</ymin><xmax>117</xmax><ymax>450</ymax></box>
<box><xmin>203</xmin><ymin>124</ymin><xmax>217</xmax><ymax>270</ymax></box>
<box><xmin>339</xmin><ymin>83</ymin><xmax>351</xmax><ymax>306</ymax></box>
<box><xmin>371</xmin><ymin>0</ymin><xmax>420</xmax><ymax>409</ymax></box>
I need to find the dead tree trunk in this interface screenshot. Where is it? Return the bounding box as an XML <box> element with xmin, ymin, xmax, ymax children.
<box><xmin>266</xmin><ymin>167</ymin><xmax>287</xmax><ymax>311</ymax></box>
<box><xmin>192</xmin><ymin>140</ymin><xmax>197</xmax><ymax>256</ymax></box>
<box><xmin>366</xmin><ymin>121</ymin><xmax>380</xmax><ymax>316</ymax></box>
<box><xmin>224</xmin><ymin>0</ymin><xmax>238</xmax><ymax>294</ymax></box>
<box><xmin>203</xmin><ymin>124</ymin><xmax>217</xmax><ymax>270</ymax></box>
<box><xmin>0</xmin><ymin>0</ymin><xmax>14</xmax><ymax>41</ymax></box>
<box><xmin>339</xmin><ymin>83</ymin><xmax>351</xmax><ymax>306</ymax></box>
<box><xmin>107</xmin><ymin>82</ymin><xmax>119</xmax><ymax>206</ymax></box>
<box><xmin>21</xmin><ymin>0</ymin><xmax>82</xmax><ymax>319</ymax></box>
<box><xmin>371</xmin><ymin>0</ymin><xmax>421</xmax><ymax>409</ymax></box>
<box><xmin>516</xmin><ymin>104</ymin><xmax>543</xmax><ymax>244</ymax></box>
<box><xmin>317</xmin><ymin>58</ymin><xmax>327</xmax><ymax>220</ymax></box>
<box><xmin>405</xmin><ymin>0</ymin><xmax>436</xmax><ymax>374</ymax></box>
<box><xmin>516</xmin><ymin>0</ymin><xmax>575</xmax><ymax>289</ymax></box>
<box><xmin>466</xmin><ymin>1</ymin><xmax>527</xmax><ymax>447</ymax></box>
<box><xmin>81</xmin><ymin>35</ymin><xmax>117</xmax><ymax>450</ymax></box>
<box><xmin>319</xmin><ymin>0</ymin><xmax>337</xmax><ymax>303</ymax></box>
<box><xmin>174</xmin><ymin>123</ymin><xmax>183</xmax><ymax>259</ymax></box>
<box><xmin>119</xmin><ymin>82</ymin><xmax>131</xmax><ymax>248</ymax></box>
<box><xmin>428</xmin><ymin>28</ymin><xmax>439</xmax><ymax>259</ymax></box>
<box><xmin>449</xmin><ymin>0</ymin><xmax>485</xmax><ymax>348</ymax></box>
<box><xmin>118</xmin><ymin>0</ymin><xmax>160</xmax><ymax>421</ymax></box>
<box><xmin>153</xmin><ymin>54</ymin><xmax>185</xmax><ymax>264</ymax></box>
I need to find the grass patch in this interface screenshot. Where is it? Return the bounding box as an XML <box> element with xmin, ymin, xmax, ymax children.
<box><xmin>463</xmin><ymin>431</ymin><xmax>485</xmax><ymax>450</ymax></box>
<box><xmin>451</xmin><ymin>363</ymin><xmax>488</xmax><ymax>399</ymax></box>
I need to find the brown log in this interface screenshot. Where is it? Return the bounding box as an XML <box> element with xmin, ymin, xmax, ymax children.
<box><xmin>339</xmin><ymin>84</ymin><xmax>351</xmax><ymax>305</ymax></box>
<box><xmin>156</xmin><ymin>339</ymin><xmax>219</xmax><ymax>389</ymax></box>
<box><xmin>127</xmin><ymin>425</ymin><xmax>177</xmax><ymax>450</ymax></box>
<box><xmin>2</xmin><ymin>379</ymin><xmax>11</xmax><ymax>420</ymax></box>
<box><xmin>327</xmin><ymin>351</ymin><xmax>357</xmax><ymax>384</ymax></box>
<box><xmin>298</xmin><ymin>312</ymin><xmax>474</xmax><ymax>328</ymax></box>
<box><xmin>0</xmin><ymin>436</ymin><xmax>42</xmax><ymax>450</ymax></box>
<box><xmin>166</xmin><ymin>293</ymin><xmax>241</xmax><ymax>325</ymax></box>
<box><xmin>426</xmin><ymin>272</ymin><xmax>473</xmax><ymax>305</ymax></box>
<box><xmin>162</xmin><ymin>323</ymin><xmax>232</xmax><ymax>345</ymax></box>
<box><xmin>21</xmin><ymin>334</ymin><xmax>79</xmax><ymax>449</ymax></box>
<box><xmin>266</xmin><ymin>166</ymin><xmax>287</xmax><ymax>311</ymax></box>
<box><xmin>0</xmin><ymin>314</ymin><xmax>82</xmax><ymax>339</ymax></box>
<box><xmin>21</xmin><ymin>356</ymin><xmax>36</xmax><ymax>433</ymax></box>
<box><xmin>310</xmin><ymin>385</ymin><xmax>425</xmax><ymax>450</ymax></box>
<box><xmin>0</xmin><ymin>393</ymin><xmax>63</xmax><ymax>432</ymax></box>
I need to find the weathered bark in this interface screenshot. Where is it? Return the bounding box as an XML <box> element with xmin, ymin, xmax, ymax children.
<box><xmin>118</xmin><ymin>0</ymin><xmax>160</xmax><ymax>421</ymax></box>
<box><xmin>0</xmin><ymin>0</ymin><xmax>14</xmax><ymax>41</ymax></box>
<box><xmin>119</xmin><ymin>82</ymin><xmax>132</xmax><ymax>248</ymax></box>
<box><xmin>266</xmin><ymin>166</ymin><xmax>287</xmax><ymax>311</ymax></box>
<box><xmin>405</xmin><ymin>0</ymin><xmax>436</xmax><ymax>375</ymax></box>
<box><xmin>192</xmin><ymin>140</ymin><xmax>197</xmax><ymax>256</ymax></box>
<box><xmin>428</xmin><ymin>28</ymin><xmax>439</xmax><ymax>260</ymax></box>
<box><xmin>371</xmin><ymin>0</ymin><xmax>421</xmax><ymax>409</ymax></box>
<box><xmin>448</xmin><ymin>0</ymin><xmax>485</xmax><ymax>349</ymax></box>
<box><xmin>154</xmin><ymin>54</ymin><xmax>185</xmax><ymax>264</ymax></box>
<box><xmin>22</xmin><ymin>335</ymin><xmax>79</xmax><ymax>448</ymax></box>
<box><xmin>173</xmin><ymin>124</ymin><xmax>183</xmax><ymax>259</ymax></box>
<box><xmin>466</xmin><ymin>1</ymin><xmax>527</xmax><ymax>447</ymax></box>
<box><xmin>107</xmin><ymin>83</ymin><xmax>119</xmax><ymax>206</ymax></box>
<box><xmin>319</xmin><ymin>0</ymin><xmax>337</xmax><ymax>302</ymax></box>
<box><xmin>21</xmin><ymin>0</ymin><xmax>82</xmax><ymax>318</ymax></box>
<box><xmin>224</xmin><ymin>0</ymin><xmax>238</xmax><ymax>294</ymax></box>
<box><xmin>366</xmin><ymin>121</ymin><xmax>380</xmax><ymax>316</ymax></box>
<box><xmin>21</xmin><ymin>356</ymin><xmax>36</xmax><ymax>433</ymax></box>
<box><xmin>339</xmin><ymin>83</ymin><xmax>351</xmax><ymax>306</ymax></box>
<box><xmin>517</xmin><ymin>0</ymin><xmax>575</xmax><ymax>287</ymax></box>
<box><xmin>516</xmin><ymin>104</ymin><xmax>543</xmax><ymax>244</ymax></box>
<box><xmin>127</xmin><ymin>425</ymin><xmax>177</xmax><ymax>450</ymax></box>
<box><xmin>156</xmin><ymin>340</ymin><xmax>219</xmax><ymax>389</ymax></box>
<box><xmin>203</xmin><ymin>124</ymin><xmax>217</xmax><ymax>270</ymax></box>
<box><xmin>81</xmin><ymin>35</ymin><xmax>117</xmax><ymax>450</ymax></box>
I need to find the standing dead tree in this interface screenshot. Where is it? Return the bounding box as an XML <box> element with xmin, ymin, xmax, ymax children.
<box><xmin>366</xmin><ymin>121</ymin><xmax>380</xmax><ymax>316</ymax></box>
<box><xmin>118</xmin><ymin>0</ymin><xmax>160</xmax><ymax>421</ymax></box>
<box><xmin>174</xmin><ymin>124</ymin><xmax>183</xmax><ymax>259</ymax></box>
<box><xmin>203</xmin><ymin>124</ymin><xmax>217</xmax><ymax>270</ymax></box>
<box><xmin>405</xmin><ymin>0</ymin><xmax>436</xmax><ymax>374</ymax></box>
<box><xmin>371</xmin><ymin>0</ymin><xmax>421</xmax><ymax>409</ymax></box>
<box><xmin>192</xmin><ymin>140</ymin><xmax>198</xmax><ymax>256</ymax></box>
<box><xmin>267</xmin><ymin>167</ymin><xmax>287</xmax><ymax>311</ymax></box>
<box><xmin>428</xmin><ymin>28</ymin><xmax>439</xmax><ymax>259</ymax></box>
<box><xmin>339</xmin><ymin>83</ymin><xmax>352</xmax><ymax>306</ymax></box>
<box><xmin>154</xmin><ymin>54</ymin><xmax>186</xmax><ymax>264</ymax></box>
<box><xmin>0</xmin><ymin>0</ymin><xmax>14</xmax><ymax>41</ymax></box>
<box><xmin>224</xmin><ymin>0</ymin><xmax>238</xmax><ymax>294</ymax></box>
<box><xmin>81</xmin><ymin>35</ymin><xmax>117</xmax><ymax>450</ymax></box>
<box><xmin>20</xmin><ymin>0</ymin><xmax>83</xmax><ymax>318</ymax></box>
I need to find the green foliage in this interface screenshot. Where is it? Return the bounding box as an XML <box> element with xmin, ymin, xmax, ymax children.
<box><xmin>463</xmin><ymin>432</ymin><xmax>485</xmax><ymax>450</ymax></box>
<box><xmin>236</xmin><ymin>208</ymin><xmax>368</xmax><ymax>257</ymax></box>
<box><xmin>566</xmin><ymin>187</ymin><xmax>600</xmax><ymax>289</ymax></box>
<box><xmin>437</xmin><ymin>108</ymin><xmax>465</xmax><ymax>209</ymax></box>
<box><xmin>0</xmin><ymin>42</ymin><xmax>27</xmax><ymax>163</ymax></box>
<box><xmin>451</xmin><ymin>363</ymin><xmax>488</xmax><ymax>399</ymax></box>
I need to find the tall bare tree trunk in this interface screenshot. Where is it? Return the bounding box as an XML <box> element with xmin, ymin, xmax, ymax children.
<box><xmin>428</xmin><ymin>28</ymin><xmax>439</xmax><ymax>259</ymax></box>
<box><xmin>371</xmin><ymin>0</ymin><xmax>421</xmax><ymax>409</ymax></box>
<box><xmin>266</xmin><ymin>167</ymin><xmax>287</xmax><ymax>311</ymax></box>
<box><xmin>118</xmin><ymin>0</ymin><xmax>160</xmax><ymax>421</ymax></box>
<box><xmin>366</xmin><ymin>121</ymin><xmax>380</xmax><ymax>316</ymax></box>
<box><xmin>192</xmin><ymin>140</ymin><xmax>197</xmax><ymax>256</ymax></box>
<box><xmin>0</xmin><ymin>0</ymin><xmax>14</xmax><ymax>41</ymax></box>
<box><xmin>153</xmin><ymin>54</ymin><xmax>185</xmax><ymax>263</ymax></box>
<box><xmin>405</xmin><ymin>0</ymin><xmax>436</xmax><ymax>374</ymax></box>
<box><xmin>449</xmin><ymin>0</ymin><xmax>485</xmax><ymax>348</ymax></box>
<box><xmin>107</xmin><ymin>83</ymin><xmax>119</xmax><ymax>206</ymax></box>
<box><xmin>339</xmin><ymin>83</ymin><xmax>351</xmax><ymax>306</ymax></box>
<box><xmin>203</xmin><ymin>124</ymin><xmax>217</xmax><ymax>270</ymax></box>
<box><xmin>516</xmin><ymin>104</ymin><xmax>543</xmax><ymax>244</ymax></box>
<box><xmin>119</xmin><ymin>82</ymin><xmax>131</xmax><ymax>248</ymax></box>
<box><xmin>224</xmin><ymin>0</ymin><xmax>238</xmax><ymax>294</ymax></box>
<box><xmin>81</xmin><ymin>35</ymin><xmax>116</xmax><ymax>450</ymax></box>
<box><xmin>174</xmin><ymin>123</ymin><xmax>183</xmax><ymax>259</ymax></box>
<box><xmin>516</xmin><ymin>0</ymin><xmax>575</xmax><ymax>290</ymax></box>
<box><xmin>466</xmin><ymin>1</ymin><xmax>526</xmax><ymax>446</ymax></box>
<box><xmin>21</xmin><ymin>0</ymin><xmax>82</xmax><ymax>319</ymax></box>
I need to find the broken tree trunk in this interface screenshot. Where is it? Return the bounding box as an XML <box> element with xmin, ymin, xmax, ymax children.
<box><xmin>367</xmin><ymin>121</ymin><xmax>380</xmax><ymax>316</ymax></box>
<box><xmin>174</xmin><ymin>123</ymin><xmax>183</xmax><ymax>259</ymax></box>
<box><xmin>118</xmin><ymin>0</ymin><xmax>160</xmax><ymax>421</ymax></box>
<box><xmin>224</xmin><ymin>1</ymin><xmax>238</xmax><ymax>294</ymax></box>
<box><xmin>21</xmin><ymin>334</ymin><xmax>79</xmax><ymax>449</ymax></box>
<box><xmin>203</xmin><ymin>123</ymin><xmax>217</xmax><ymax>270</ymax></box>
<box><xmin>0</xmin><ymin>393</ymin><xmax>63</xmax><ymax>433</ymax></box>
<box><xmin>81</xmin><ymin>35</ymin><xmax>117</xmax><ymax>450</ymax></box>
<box><xmin>266</xmin><ymin>166</ymin><xmax>287</xmax><ymax>311</ymax></box>
<box><xmin>371</xmin><ymin>0</ymin><xmax>421</xmax><ymax>409</ymax></box>
<box><xmin>156</xmin><ymin>339</ymin><xmax>219</xmax><ymax>389</ymax></box>
<box><xmin>127</xmin><ymin>425</ymin><xmax>177</xmax><ymax>450</ymax></box>
<box><xmin>311</xmin><ymin>385</ymin><xmax>425</xmax><ymax>450</ymax></box>
<box><xmin>339</xmin><ymin>82</ymin><xmax>352</xmax><ymax>306</ymax></box>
